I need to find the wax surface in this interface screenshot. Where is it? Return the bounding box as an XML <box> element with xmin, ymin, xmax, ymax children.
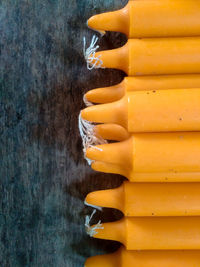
<box><xmin>88</xmin><ymin>0</ymin><xmax>200</xmax><ymax>38</ymax></box>
<box><xmin>94</xmin><ymin>124</ymin><xmax>130</xmax><ymax>141</ymax></box>
<box><xmin>82</xmin><ymin>89</ymin><xmax>200</xmax><ymax>132</ymax></box>
<box><xmin>85</xmin><ymin>246</ymin><xmax>200</xmax><ymax>267</ymax></box>
<box><xmin>85</xmin><ymin>74</ymin><xmax>200</xmax><ymax>104</ymax></box>
<box><xmin>86</xmin><ymin>182</ymin><xmax>200</xmax><ymax>216</ymax></box>
<box><xmin>86</xmin><ymin>133</ymin><xmax>200</xmax><ymax>182</ymax></box>
<box><xmin>93</xmin><ymin>217</ymin><xmax>200</xmax><ymax>250</ymax></box>
<box><xmin>94</xmin><ymin>38</ymin><xmax>200</xmax><ymax>76</ymax></box>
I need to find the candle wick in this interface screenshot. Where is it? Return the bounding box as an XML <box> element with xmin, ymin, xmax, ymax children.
<box><xmin>84</xmin><ymin>199</ymin><xmax>102</xmax><ymax>211</ymax></box>
<box><xmin>85</xmin><ymin>209</ymin><xmax>104</xmax><ymax>237</ymax></box>
<box><xmin>78</xmin><ymin>113</ymin><xmax>107</xmax><ymax>165</ymax></box>
<box><xmin>83</xmin><ymin>35</ymin><xmax>104</xmax><ymax>70</ymax></box>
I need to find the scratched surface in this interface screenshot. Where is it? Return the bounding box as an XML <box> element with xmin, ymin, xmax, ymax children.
<box><xmin>0</xmin><ymin>0</ymin><xmax>128</xmax><ymax>266</ymax></box>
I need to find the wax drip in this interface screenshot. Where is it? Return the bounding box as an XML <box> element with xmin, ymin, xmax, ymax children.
<box><xmin>83</xmin><ymin>94</ymin><xmax>93</xmax><ymax>107</ymax></box>
<box><xmin>84</xmin><ymin>199</ymin><xmax>102</xmax><ymax>212</ymax></box>
<box><xmin>85</xmin><ymin>209</ymin><xmax>104</xmax><ymax>237</ymax></box>
<box><xmin>78</xmin><ymin>113</ymin><xmax>107</xmax><ymax>165</ymax></box>
<box><xmin>83</xmin><ymin>35</ymin><xmax>104</xmax><ymax>70</ymax></box>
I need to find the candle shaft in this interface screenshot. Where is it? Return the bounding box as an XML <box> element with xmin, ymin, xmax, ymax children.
<box><xmin>85</xmin><ymin>74</ymin><xmax>200</xmax><ymax>104</ymax></box>
<box><xmin>82</xmin><ymin>89</ymin><xmax>200</xmax><ymax>132</ymax></box>
<box><xmin>88</xmin><ymin>1</ymin><xmax>200</xmax><ymax>38</ymax></box>
<box><xmin>93</xmin><ymin>38</ymin><xmax>200</xmax><ymax>76</ymax></box>
<box><xmin>85</xmin><ymin>246</ymin><xmax>200</xmax><ymax>267</ymax></box>
<box><xmin>86</xmin><ymin>133</ymin><xmax>200</xmax><ymax>182</ymax></box>
<box><xmin>92</xmin><ymin>217</ymin><xmax>200</xmax><ymax>250</ymax></box>
<box><xmin>86</xmin><ymin>182</ymin><xmax>200</xmax><ymax>216</ymax></box>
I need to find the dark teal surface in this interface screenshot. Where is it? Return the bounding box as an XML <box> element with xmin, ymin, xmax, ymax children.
<box><xmin>0</xmin><ymin>0</ymin><xmax>127</xmax><ymax>266</ymax></box>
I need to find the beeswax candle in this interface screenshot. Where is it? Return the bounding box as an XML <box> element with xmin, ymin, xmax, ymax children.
<box><xmin>86</xmin><ymin>133</ymin><xmax>200</xmax><ymax>182</ymax></box>
<box><xmin>91</xmin><ymin>217</ymin><xmax>200</xmax><ymax>250</ymax></box>
<box><xmin>82</xmin><ymin>89</ymin><xmax>200</xmax><ymax>133</ymax></box>
<box><xmin>85</xmin><ymin>246</ymin><xmax>200</xmax><ymax>267</ymax></box>
<box><xmin>88</xmin><ymin>1</ymin><xmax>200</xmax><ymax>38</ymax></box>
<box><xmin>91</xmin><ymin>38</ymin><xmax>200</xmax><ymax>76</ymax></box>
<box><xmin>85</xmin><ymin>74</ymin><xmax>200</xmax><ymax>104</ymax></box>
<box><xmin>86</xmin><ymin>182</ymin><xmax>200</xmax><ymax>216</ymax></box>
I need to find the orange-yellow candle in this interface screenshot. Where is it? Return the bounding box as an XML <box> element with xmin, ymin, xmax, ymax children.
<box><xmin>82</xmin><ymin>89</ymin><xmax>200</xmax><ymax>133</ymax></box>
<box><xmin>85</xmin><ymin>246</ymin><xmax>200</xmax><ymax>267</ymax></box>
<box><xmin>86</xmin><ymin>133</ymin><xmax>200</xmax><ymax>182</ymax></box>
<box><xmin>85</xmin><ymin>74</ymin><xmax>200</xmax><ymax>104</ymax></box>
<box><xmin>88</xmin><ymin>1</ymin><xmax>200</xmax><ymax>38</ymax></box>
<box><xmin>94</xmin><ymin>124</ymin><xmax>130</xmax><ymax>141</ymax></box>
<box><xmin>91</xmin><ymin>38</ymin><xmax>200</xmax><ymax>76</ymax></box>
<box><xmin>86</xmin><ymin>182</ymin><xmax>200</xmax><ymax>216</ymax></box>
<box><xmin>91</xmin><ymin>217</ymin><xmax>200</xmax><ymax>250</ymax></box>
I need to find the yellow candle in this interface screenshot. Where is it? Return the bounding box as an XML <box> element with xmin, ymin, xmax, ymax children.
<box><xmin>94</xmin><ymin>124</ymin><xmax>130</xmax><ymax>141</ymax></box>
<box><xmin>86</xmin><ymin>182</ymin><xmax>200</xmax><ymax>216</ymax></box>
<box><xmin>82</xmin><ymin>89</ymin><xmax>200</xmax><ymax>133</ymax></box>
<box><xmin>85</xmin><ymin>246</ymin><xmax>200</xmax><ymax>267</ymax></box>
<box><xmin>88</xmin><ymin>1</ymin><xmax>200</xmax><ymax>38</ymax></box>
<box><xmin>86</xmin><ymin>133</ymin><xmax>200</xmax><ymax>182</ymax></box>
<box><xmin>85</xmin><ymin>74</ymin><xmax>200</xmax><ymax>104</ymax></box>
<box><xmin>91</xmin><ymin>217</ymin><xmax>200</xmax><ymax>250</ymax></box>
<box><xmin>91</xmin><ymin>38</ymin><xmax>200</xmax><ymax>76</ymax></box>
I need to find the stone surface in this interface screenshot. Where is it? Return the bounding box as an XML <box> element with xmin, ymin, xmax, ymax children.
<box><xmin>0</xmin><ymin>0</ymin><xmax>127</xmax><ymax>266</ymax></box>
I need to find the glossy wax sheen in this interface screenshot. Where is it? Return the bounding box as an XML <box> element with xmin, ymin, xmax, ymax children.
<box><xmin>86</xmin><ymin>182</ymin><xmax>200</xmax><ymax>216</ymax></box>
<box><xmin>93</xmin><ymin>217</ymin><xmax>200</xmax><ymax>250</ymax></box>
<box><xmin>85</xmin><ymin>247</ymin><xmax>200</xmax><ymax>267</ymax></box>
<box><xmin>85</xmin><ymin>74</ymin><xmax>200</xmax><ymax>104</ymax></box>
<box><xmin>88</xmin><ymin>0</ymin><xmax>200</xmax><ymax>38</ymax></box>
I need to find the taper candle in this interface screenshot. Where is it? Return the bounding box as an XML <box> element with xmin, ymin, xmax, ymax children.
<box><xmin>86</xmin><ymin>182</ymin><xmax>200</xmax><ymax>216</ymax></box>
<box><xmin>88</xmin><ymin>0</ymin><xmax>200</xmax><ymax>38</ymax></box>
<box><xmin>86</xmin><ymin>133</ymin><xmax>200</xmax><ymax>182</ymax></box>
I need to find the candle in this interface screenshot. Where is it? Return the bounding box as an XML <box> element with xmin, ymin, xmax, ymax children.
<box><xmin>88</xmin><ymin>1</ymin><xmax>200</xmax><ymax>38</ymax></box>
<box><xmin>85</xmin><ymin>74</ymin><xmax>200</xmax><ymax>104</ymax></box>
<box><xmin>81</xmin><ymin>89</ymin><xmax>200</xmax><ymax>132</ymax></box>
<box><xmin>94</xmin><ymin>124</ymin><xmax>130</xmax><ymax>141</ymax></box>
<box><xmin>91</xmin><ymin>217</ymin><xmax>200</xmax><ymax>250</ymax></box>
<box><xmin>86</xmin><ymin>182</ymin><xmax>200</xmax><ymax>216</ymax></box>
<box><xmin>90</xmin><ymin>38</ymin><xmax>200</xmax><ymax>76</ymax></box>
<box><xmin>85</xmin><ymin>246</ymin><xmax>200</xmax><ymax>267</ymax></box>
<box><xmin>86</xmin><ymin>133</ymin><xmax>200</xmax><ymax>182</ymax></box>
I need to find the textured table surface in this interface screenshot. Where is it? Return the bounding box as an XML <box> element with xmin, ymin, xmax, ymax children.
<box><xmin>0</xmin><ymin>0</ymin><xmax>128</xmax><ymax>266</ymax></box>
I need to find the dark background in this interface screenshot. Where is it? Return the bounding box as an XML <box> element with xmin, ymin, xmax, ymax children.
<box><xmin>0</xmin><ymin>0</ymin><xmax>128</xmax><ymax>266</ymax></box>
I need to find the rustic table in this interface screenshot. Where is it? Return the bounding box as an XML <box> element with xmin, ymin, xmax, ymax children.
<box><xmin>0</xmin><ymin>0</ymin><xmax>128</xmax><ymax>266</ymax></box>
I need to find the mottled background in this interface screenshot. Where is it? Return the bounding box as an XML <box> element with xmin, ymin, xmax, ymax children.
<box><xmin>0</xmin><ymin>0</ymin><xmax>128</xmax><ymax>266</ymax></box>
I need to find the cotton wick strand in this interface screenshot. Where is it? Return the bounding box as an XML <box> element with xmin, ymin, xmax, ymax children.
<box><xmin>85</xmin><ymin>209</ymin><xmax>104</xmax><ymax>237</ymax></box>
<box><xmin>78</xmin><ymin>113</ymin><xmax>107</xmax><ymax>165</ymax></box>
<box><xmin>84</xmin><ymin>199</ymin><xmax>102</xmax><ymax>212</ymax></box>
<box><xmin>83</xmin><ymin>35</ymin><xmax>104</xmax><ymax>70</ymax></box>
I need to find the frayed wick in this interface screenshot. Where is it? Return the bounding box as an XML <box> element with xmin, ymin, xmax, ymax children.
<box><xmin>78</xmin><ymin>113</ymin><xmax>107</xmax><ymax>165</ymax></box>
<box><xmin>83</xmin><ymin>35</ymin><xmax>104</xmax><ymax>70</ymax></box>
<box><xmin>85</xmin><ymin>209</ymin><xmax>104</xmax><ymax>237</ymax></box>
<box><xmin>83</xmin><ymin>95</ymin><xmax>93</xmax><ymax>107</ymax></box>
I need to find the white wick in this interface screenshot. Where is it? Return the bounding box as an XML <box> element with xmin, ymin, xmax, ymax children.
<box><xmin>85</xmin><ymin>209</ymin><xmax>104</xmax><ymax>237</ymax></box>
<box><xmin>78</xmin><ymin>113</ymin><xmax>107</xmax><ymax>165</ymax></box>
<box><xmin>83</xmin><ymin>35</ymin><xmax>104</xmax><ymax>70</ymax></box>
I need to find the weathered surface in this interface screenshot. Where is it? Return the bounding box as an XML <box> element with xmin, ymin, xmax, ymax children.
<box><xmin>0</xmin><ymin>0</ymin><xmax>127</xmax><ymax>266</ymax></box>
